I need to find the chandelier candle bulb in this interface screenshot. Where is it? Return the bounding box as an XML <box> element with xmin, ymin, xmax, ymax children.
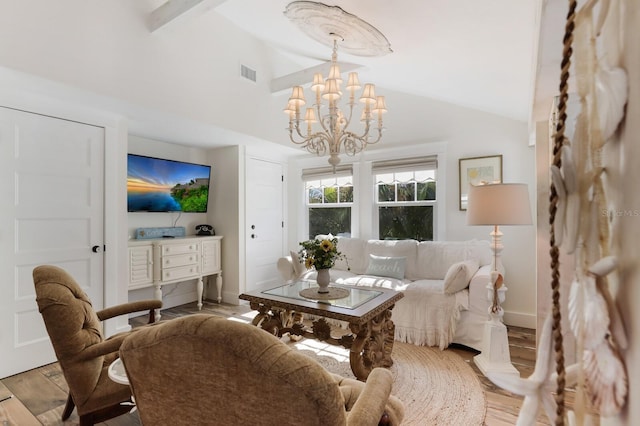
<box><xmin>284</xmin><ymin>102</ymin><xmax>295</xmax><ymax>120</ymax></box>
<box><xmin>328</xmin><ymin>63</ymin><xmax>343</xmax><ymax>83</ymax></box>
<box><xmin>311</xmin><ymin>73</ymin><xmax>325</xmax><ymax>92</ymax></box>
<box><xmin>374</xmin><ymin>96</ymin><xmax>387</xmax><ymax>122</ymax></box>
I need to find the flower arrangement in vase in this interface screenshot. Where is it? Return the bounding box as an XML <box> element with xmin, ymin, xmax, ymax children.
<box><xmin>298</xmin><ymin>237</ymin><xmax>347</xmax><ymax>293</ymax></box>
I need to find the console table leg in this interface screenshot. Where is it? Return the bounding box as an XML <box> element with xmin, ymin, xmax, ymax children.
<box><xmin>216</xmin><ymin>272</ymin><xmax>223</xmax><ymax>303</ymax></box>
<box><xmin>196</xmin><ymin>277</ymin><xmax>204</xmax><ymax>310</ymax></box>
<box><xmin>153</xmin><ymin>283</ymin><xmax>162</xmax><ymax>322</ymax></box>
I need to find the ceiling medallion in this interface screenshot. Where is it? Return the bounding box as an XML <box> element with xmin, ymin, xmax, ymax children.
<box><xmin>284</xmin><ymin>1</ymin><xmax>392</xmax><ymax>57</ymax></box>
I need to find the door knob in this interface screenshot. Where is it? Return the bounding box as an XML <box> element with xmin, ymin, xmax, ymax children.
<box><xmin>92</xmin><ymin>245</ymin><xmax>102</xmax><ymax>253</ymax></box>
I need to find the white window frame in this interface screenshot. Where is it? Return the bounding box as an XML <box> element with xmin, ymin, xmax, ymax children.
<box><xmin>302</xmin><ymin>165</ymin><xmax>354</xmax><ymax>239</ymax></box>
<box><xmin>372</xmin><ymin>157</ymin><xmax>439</xmax><ymax>241</ymax></box>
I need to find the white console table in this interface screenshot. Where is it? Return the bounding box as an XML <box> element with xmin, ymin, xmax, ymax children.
<box><xmin>128</xmin><ymin>235</ymin><xmax>223</xmax><ymax>320</ymax></box>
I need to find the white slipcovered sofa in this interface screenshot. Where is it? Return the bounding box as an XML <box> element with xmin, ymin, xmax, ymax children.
<box><xmin>277</xmin><ymin>236</ymin><xmax>494</xmax><ymax>351</ymax></box>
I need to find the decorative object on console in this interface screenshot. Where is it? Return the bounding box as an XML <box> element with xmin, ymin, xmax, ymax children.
<box><xmin>135</xmin><ymin>226</ymin><xmax>186</xmax><ymax>239</ymax></box>
<box><xmin>283</xmin><ymin>1</ymin><xmax>391</xmax><ymax>172</ymax></box>
<box><xmin>466</xmin><ymin>182</ymin><xmax>532</xmax><ymax>377</ymax></box>
<box><xmin>195</xmin><ymin>224</ymin><xmax>214</xmax><ymax>236</ymax></box>
<box><xmin>459</xmin><ymin>155</ymin><xmax>503</xmax><ymax>210</ymax></box>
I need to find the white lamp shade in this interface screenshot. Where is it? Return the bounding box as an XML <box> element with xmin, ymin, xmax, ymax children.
<box><xmin>359</xmin><ymin>83</ymin><xmax>376</xmax><ymax>104</ymax></box>
<box><xmin>304</xmin><ymin>108</ymin><xmax>317</xmax><ymax>123</ymax></box>
<box><xmin>346</xmin><ymin>72</ymin><xmax>361</xmax><ymax>91</ymax></box>
<box><xmin>373</xmin><ymin>96</ymin><xmax>387</xmax><ymax>114</ymax></box>
<box><xmin>466</xmin><ymin>183</ymin><xmax>532</xmax><ymax>226</ymax></box>
<box><xmin>322</xmin><ymin>78</ymin><xmax>341</xmax><ymax>101</ymax></box>
<box><xmin>289</xmin><ymin>86</ymin><xmax>306</xmax><ymax>106</ymax></box>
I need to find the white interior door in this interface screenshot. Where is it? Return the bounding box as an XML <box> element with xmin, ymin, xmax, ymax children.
<box><xmin>0</xmin><ymin>107</ymin><xmax>105</xmax><ymax>378</ymax></box>
<box><xmin>245</xmin><ymin>158</ymin><xmax>284</xmax><ymax>292</ymax></box>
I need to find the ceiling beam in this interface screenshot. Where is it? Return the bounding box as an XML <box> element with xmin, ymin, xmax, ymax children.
<box><xmin>149</xmin><ymin>0</ymin><xmax>228</xmax><ymax>33</ymax></box>
<box><xmin>270</xmin><ymin>62</ymin><xmax>362</xmax><ymax>94</ymax></box>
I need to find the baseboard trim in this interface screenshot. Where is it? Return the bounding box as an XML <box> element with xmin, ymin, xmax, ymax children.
<box><xmin>503</xmin><ymin>311</ymin><xmax>536</xmax><ymax>329</ymax></box>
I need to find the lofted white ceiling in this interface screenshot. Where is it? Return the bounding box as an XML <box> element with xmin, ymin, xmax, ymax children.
<box><xmin>212</xmin><ymin>0</ymin><xmax>541</xmax><ymax>122</ymax></box>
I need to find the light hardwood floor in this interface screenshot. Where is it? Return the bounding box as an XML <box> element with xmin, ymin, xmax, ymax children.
<box><xmin>0</xmin><ymin>300</ymin><xmax>570</xmax><ymax>425</ymax></box>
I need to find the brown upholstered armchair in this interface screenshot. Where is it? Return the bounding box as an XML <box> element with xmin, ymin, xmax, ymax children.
<box><xmin>119</xmin><ymin>314</ymin><xmax>404</xmax><ymax>426</ymax></box>
<box><xmin>33</xmin><ymin>264</ymin><xmax>162</xmax><ymax>426</ymax></box>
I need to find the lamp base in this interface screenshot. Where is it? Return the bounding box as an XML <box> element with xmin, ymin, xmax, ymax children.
<box><xmin>473</xmin><ymin>319</ymin><xmax>519</xmax><ymax>377</ymax></box>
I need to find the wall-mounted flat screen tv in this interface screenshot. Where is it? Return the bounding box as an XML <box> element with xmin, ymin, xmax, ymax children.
<box><xmin>127</xmin><ymin>154</ymin><xmax>211</xmax><ymax>213</ymax></box>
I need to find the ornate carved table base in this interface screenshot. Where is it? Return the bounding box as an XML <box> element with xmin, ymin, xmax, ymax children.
<box><xmin>249</xmin><ymin>302</ymin><xmax>396</xmax><ymax>381</ymax></box>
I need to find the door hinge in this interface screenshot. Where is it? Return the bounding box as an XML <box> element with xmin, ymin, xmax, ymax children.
<box><xmin>281</xmin><ymin>175</ymin><xmax>284</xmax><ymax>182</ymax></box>
<box><xmin>282</xmin><ymin>221</ymin><xmax>284</xmax><ymax>228</ymax></box>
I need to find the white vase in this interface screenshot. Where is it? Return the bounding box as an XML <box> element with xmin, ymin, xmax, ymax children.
<box><xmin>316</xmin><ymin>268</ymin><xmax>331</xmax><ymax>293</ymax></box>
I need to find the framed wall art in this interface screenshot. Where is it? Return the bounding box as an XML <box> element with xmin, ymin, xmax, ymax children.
<box><xmin>458</xmin><ymin>155</ymin><xmax>503</xmax><ymax>210</ymax></box>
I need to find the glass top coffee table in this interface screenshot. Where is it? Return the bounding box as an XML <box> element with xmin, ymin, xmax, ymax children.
<box><xmin>239</xmin><ymin>280</ymin><xmax>404</xmax><ymax>381</ymax></box>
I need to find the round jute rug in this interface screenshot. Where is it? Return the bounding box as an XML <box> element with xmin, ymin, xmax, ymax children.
<box><xmin>292</xmin><ymin>340</ymin><xmax>487</xmax><ymax>425</ymax></box>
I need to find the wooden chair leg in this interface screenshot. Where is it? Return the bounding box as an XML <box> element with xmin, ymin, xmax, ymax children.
<box><xmin>62</xmin><ymin>394</ymin><xmax>75</xmax><ymax>420</ymax></box>
<box><xmin>148</xmin><ymin>308</ymin><xmax>156</xmax><ymax>324</ymax></box>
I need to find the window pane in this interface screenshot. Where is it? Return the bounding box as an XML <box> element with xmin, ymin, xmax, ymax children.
<box><xmin>395</xmin><ymin>171</ymin><xmax>413</xmax><ymax>183</ymax></box>
<box><xmin>414</xmin><ymin>170</ymin><xmax>436</xmax><ymax>182</ymax></box>
<box><xmin>417</xmin><ymin>181</ymin><xmax>436</xmax><ymax>201</ymax></box>
<box><xmin>308</xmin><ymin>188</ymin><xmax>323</xmax><ymax>204</ymax></box>
<box><xmin>378</xmin><ymin>184</ymin><xmax>395</xmax><ymax>202</ymax></box>
<box><xmin>323</xmin><ymin>187</ymin><xmax>338</xmax><ymax>203</ymax></box>
<box><xmin>378</xmin><ymin>206</ymin><xmax>433</xmax><ymax>241</ymax></box>
<box><xmin>309</xmin><ymin>207</ymin><xmax>351</xmax><ymax>239</ymax></box>
<box><xmin>376</xmin><ymin>173</ymin><xmax>394</xmax><ymax>184</ymax></box>
<box><xmin>339</xmin><ymin>186</ymin><xmax>353</xmax><ymax>203</ymax></box>
<box><xmin>397</xmin><ymin>183</ymin><xmax>415</xmax><ymax>201</ymax></box>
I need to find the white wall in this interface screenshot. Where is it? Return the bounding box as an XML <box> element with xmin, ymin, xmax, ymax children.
<box><xmin>0</xmin><ymin>0</ymin><xmax>293</xmax><ymax>148</ymax></box>
<box><xmin>208</xmin><ymin>145</ymin><xmax>243</xmax><ymax>303</ymax></box>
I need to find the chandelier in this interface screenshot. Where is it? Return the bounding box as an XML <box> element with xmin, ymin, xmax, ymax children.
<box><xmin>283</xmin><ymin>2</ymin><xmax>391</xmax><ymax>171</ymax></box>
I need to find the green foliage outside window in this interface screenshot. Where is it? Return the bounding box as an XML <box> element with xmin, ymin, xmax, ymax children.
<box><xmin>378</xmin><ymin>206</ymin><xmax>433</xmax><ymax>241</ymax></box>
<box><xmin>376</xmin><ymin>176</ymin><xmax>436</xmax><ymax>241</ymax></box>
<box><xmin>308</xmin><ymin>207</ymin><xmax>351</xmax><ymax>239</ymax></box>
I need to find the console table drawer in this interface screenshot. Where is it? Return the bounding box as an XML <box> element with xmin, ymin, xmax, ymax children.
<box><xmin>161</xmin><ymin>243</ymin><xmax>199</xmax><ymax>256</ymax></box>
<box><xmin>162</xmin><ymin>253</ymin><xmax>199</xmax><ymax>268</ymax></box>
<box><xmin>162</xmin><ymin>264</ymin><xmax>200</xmax><ymax>281</ymax></box>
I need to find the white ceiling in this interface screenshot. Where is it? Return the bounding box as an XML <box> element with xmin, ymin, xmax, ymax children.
<box><xmin>212</xmin><ymin>0</ymin><xmax>541</xmax><ymax>122</ymax></box>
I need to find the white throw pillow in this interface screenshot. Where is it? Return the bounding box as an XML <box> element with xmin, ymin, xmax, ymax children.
<box><xmin>365</xmin><ymin>254</ymin><xmax>406</xmax><ymax>280</ymax></box>
<box><xmin>290</xmin><ymin>250</ymin><xmax>307</xmax><ymax>278</ymax></box>
<box><xmin>443</xmin><ymin>259</ymin><xmax>480</xmax><ymax>294</ymax></box>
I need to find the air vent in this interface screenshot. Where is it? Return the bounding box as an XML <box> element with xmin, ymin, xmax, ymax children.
<box><xmin>240</xmin><ymin>64</ymin><xmax>256</xmax><ymax>82</ymax></box>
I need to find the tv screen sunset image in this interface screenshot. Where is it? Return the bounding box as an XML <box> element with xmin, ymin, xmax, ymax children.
<box><xmin>127</xmin><ymin>155</ymin><xmax>211</xmax><ymax>212</ymax></box>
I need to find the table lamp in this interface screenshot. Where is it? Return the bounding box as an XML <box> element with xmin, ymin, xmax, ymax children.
<box><xmin>466</xmin><ymin>183</ymin><xmax>532</xmax><ymax>376</ymax></box>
